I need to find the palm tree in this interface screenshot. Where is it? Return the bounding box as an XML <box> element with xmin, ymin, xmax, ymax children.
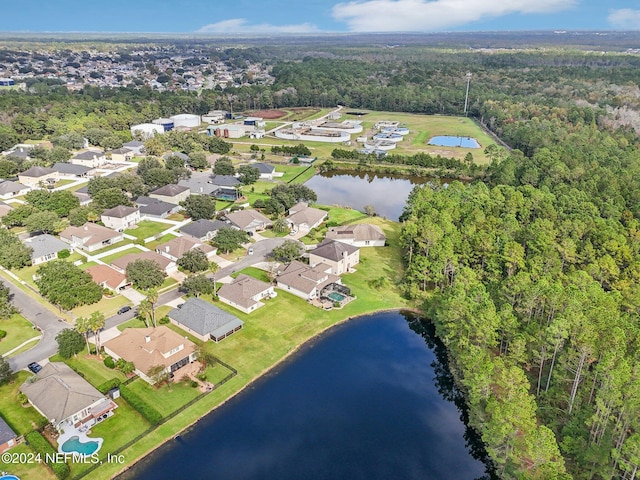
<box><xmin>145</xmin><ymin>289</ymin><xmax>159</xmax><ymax>327</ymax></box>
<box><xmin>209</xmin><ymin>262</ymin><xmax>219</xmax><ymax>296</ymax></box>
<box><xmin>75</xmin><ymin>316</ymin><xmax>91</xmax><ymax>354</ymax></box>
<box><xmin>138</xmin><ymin>300</ymin><xmax>152</xmax><ymax>328</ymax></box>
<box><xmin>88</xmin><ymin>311</ymin><xmax>105</xmax><ymax>355</ymax></box>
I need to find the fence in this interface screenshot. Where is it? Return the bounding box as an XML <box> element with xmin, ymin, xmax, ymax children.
<box><xmin>72</xmin><ymin>357</ymin><xmax>237</xmax><ymax>480</ymax></box>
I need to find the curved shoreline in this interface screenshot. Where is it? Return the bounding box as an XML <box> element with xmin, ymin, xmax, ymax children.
<box><xmin>113</xmin><ymin>306</ymin><xmax>419</xmax><ymax>478</ymax></box>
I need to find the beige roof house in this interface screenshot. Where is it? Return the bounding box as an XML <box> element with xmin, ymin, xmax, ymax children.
<box><xmin>85</xmin><ymin>264</ymin><xmax>131</xmax><ymax>291</ymax></box>
<box><xmin>326</xmin><ymin>223</ymin><xmax>386</xmax><ymax>247</ymax></box>
<box><xmin>276</xmin><ymin>260</ymin><xmax>340</xmax><ymax>300</ymax></box>
<box><xmin>111</xmin><ymin>250</ymin><xmax>177</xmax><ymax>275</ymax></box>
<box><xmin>309</xmin><ymin>240</ymin><xmax>360</xmax><ymax>275</ymax></box>
<box><xmin>225</xmin><ymin>209</ymin><xmax>272</xmax><ymax>233</ymax></box>
<box><xmin>286</xmin><ymin>202</ymin><xmax>328</xmax><ymax>231</ymax></box>
<box><xmin>217</xmin><ymin>274</ymin><xmax>275</xmax><ymax>314</ymax></box>
<box><xmin>70</xmin><ymin>149</ymin><xmax>107</xmax><ymax>168</ymax></box>
<box><xmin>101</xmin><ymin>205</ymin><xmax>140</xmax><ymax>231</ymax></box>
<box><xmin>0</xmin><ymin>201</ymin><xmax>13</xmax><ymax>217</ymax></box>
<box><xmin>149</xmin><ymin>184</ymin><xmax>190</xmax><ymax>205</ymax></box>
<box><xmin>103</xmin><ymin>326</ymin><xmax>197</xmax><ymax>384</ymax></box>
<box><xmin>20</xmin><ymin>362</ymin><xmax>117</xmax><ymax>431</ymax></box>
<box><xmin>59</xmin><ymin>223</ymin><xmax>124</xmax><ymax>252</ymax></box>
<box><xmin>18</xmin><ymin>166</ymin><xmax>59</xmax><ymax>188</ymax></box>
<box><xmin>156</xmin><ymin>235</ymin><xmax>216</xmax><ymax>262</ymax></box>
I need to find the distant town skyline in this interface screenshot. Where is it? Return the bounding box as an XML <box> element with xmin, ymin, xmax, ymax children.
<box><xmin>1</xmin><ymin>0</ymin><xmax>640</xmax><ymax>34</ymax></box>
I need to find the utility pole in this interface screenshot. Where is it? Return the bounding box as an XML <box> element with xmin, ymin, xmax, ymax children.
<box><xmin>463</xmin><ymin>72</ymin><xmax>472</xmax><ymax>116</ymax></box>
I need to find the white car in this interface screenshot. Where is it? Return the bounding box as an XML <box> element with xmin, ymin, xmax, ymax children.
<box><xmin>248</xmin><ymin>248</ymin><xmax>254</xmax><ymax>255</ymax></box>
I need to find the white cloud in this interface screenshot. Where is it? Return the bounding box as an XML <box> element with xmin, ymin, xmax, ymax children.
<box><xmin>332</xmin><ymin>0</ymin><xmax>577</xmax><ymax>32</ymax></box>
<box><xmin>608</xmin><ymin>9</ymin><xmax>640</xmax><ymax>30</ymax></box>
<box><xmin>197</xmin><ymin>18</ymin><xmax>320</xmax><ymax>34</ymax></box>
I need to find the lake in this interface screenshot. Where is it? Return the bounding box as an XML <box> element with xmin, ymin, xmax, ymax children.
<box><xmin>120</xmin><ymin>311</ymin><xmax>493</xmax><ymax>480</ymax></box>
<box><xmin>428</xmin><ymin>135</ymin><xmax>481</xmax><ymax>148</ymax></box>
<box><xmin>305</xmin><ymin>171</ymin><xmax>433</xmax><ymax>220</ymax></box>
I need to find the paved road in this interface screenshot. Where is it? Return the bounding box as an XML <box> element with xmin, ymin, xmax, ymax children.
<box><xmin>8</xmin><ymin>237</ymin><xmax>290</xmax><ymax>372</ymax></box>
<box><xmin>5</xmin><ymin>280</ymin><xmax>68</xmax><ymax>372</ymax></box>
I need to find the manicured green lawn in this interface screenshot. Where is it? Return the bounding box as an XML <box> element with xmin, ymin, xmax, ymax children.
<box><xmin>72</xmin><ymin>294</ymin><xmax>130</xmax><ymax>319</ymax></box>
<box><xmin>12</xmin><ymin>264</ymin><xmax>40</xmax><ymax>289</ymax></box>
<box><xmin>231</xmin><ymin>267</ymin><xmax>271</xmax><ymax>283</ymax></box>
<box><xmin>145</xmin><ymin>233</ymin><xmax>179</xmax><ymax>250</ymax></box>
<box><xmin>126</xmin><ymin>377</ymin><xmax>203</xmax><ymax>417</ymax></box>
<box><xmin>0</xmin><ymin>313</ymin><xmax>39</xmax><ymax>356</ymax></box>
<box><xmin>50</xmin><ymin>352</ymin><xmax>127</xmax><ymax>388</ymax></box>
<box><xmin>278</xmin><ymin>164</ymin><xmax>312</xmax><ymax>183</ymax></box>
<box><xmin>166</xmin><ymin>213</ymin><xmax>185</xmax><ymax>221</ymax></box>
<box><xmin>78</xmin><ymin>261</ymin><xmax>98</xmax><ymax>270</ymax></box>
<box><xmin>99</xmin><ymin>247</ymin><xmax>144</xmax><ymax>265</ymax></box>
<box><xmin>89</xmin><ymin>239</ymin><xmax>132</xmax><ymax>256</ymax></box>
<box><xmin>158</xmin><ymin>277</ymin><xmax>178</xmax><ymax>292</ymax></box>
<box><xmin>54</xmin><ymin>179</ymin><xmax>76</xmax><ymax>188</ymax></box>
<box><xmin>259</xmin><ymin>228</ymin><xmax>287</xmax><ymax>238</ymax></box>
<box><xmin>324</xmin><ymin>205</ymin><xmax>368</xmax><ymax>224</ymax></box>
<box><xmin>125</xmin><ymin>220</ymin><xmax>170</xmax><ymax>240</ymax></box>
<box><xmin>0</xmin><ymin>371</ymin><xmax>48</xmax><ymax>434</ymax></box>
<box><xmin>0</xmin><ymin>443</ymin><xmax>56</xmax><ymax>480</ymax></box>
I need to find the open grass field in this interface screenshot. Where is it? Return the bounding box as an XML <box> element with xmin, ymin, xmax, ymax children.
<box><xmin>125</xmin><ymin>220</ymin><xmax>170</xmax><ymax>240</ymax></box>
<box><xmin>0</xmin><ymin>313</ymin><xmax>39</xmax><ymax>356</ymax></box>
<box><xmin>88</xmin><ymin>217</ymin><xmax>412</xmax><ymax>480</ymax></box>
<box><xmin>72</xmin><ymin>294</ymin><xmax>130</xmax><ymax>319</ymax></box>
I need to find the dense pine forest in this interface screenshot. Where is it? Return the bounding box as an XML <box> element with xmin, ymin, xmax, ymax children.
<box><xmin>3</xmin><ymin>34</ymin><xmax>640</xmax><ymax>478</ymax></box>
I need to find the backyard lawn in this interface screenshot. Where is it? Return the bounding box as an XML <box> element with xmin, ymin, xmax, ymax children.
<box><xmin>49</xmin><ymin>352</ymin><xmax>127</xmax><ymax>388</ymax></box>
<box><xmin>230</xmin><ymin>266</ymin><xmax>271</xmax><ymax>283</ymax></box>
<box><xmin>0</xmin><ymin>371</ymin><xmax>48</xmax><ymax>434</ymax></box>
<box><xmin>89</xmin><ymin>239</ymin><xmax>132</xmax><ymax>256</ymax></box>
<box><xmin>0</xmin><ymin>313</ymin><xmax>39</xmax><ymax>356</ymax></box>
<box><xmin>145</xmin><ymin>233</ymin><xmax>179</xmax><ymax>250</ymax></box>
<box><xmin>0</xmin><ymin>443</ymin><xmax>56</xmax><ymax>480</ymax></box>
<box><xmin>99</xmin><ymin>246</ymin><xmax>146</xmax><ymax>265</ymax></box>
<box><xmin>125</xmin><ymin>220</ymin><xmax>170</xmax><ymax>240</ymax></box>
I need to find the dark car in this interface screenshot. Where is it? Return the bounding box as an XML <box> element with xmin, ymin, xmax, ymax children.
<box><xmin>28</xmin><ymin>362</ymin><xmax>42</xmax><ymax>374</ymax></box>
<box><xmin>117</xmin><ymin>305</ymin><xmax>132</xmax><ymax>315</ymax></box>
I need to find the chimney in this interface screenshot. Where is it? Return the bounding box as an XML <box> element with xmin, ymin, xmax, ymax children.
<box><xmin>145</xmin><ymin>335</ymin><xmax>151</xmax><ymax>343</ymax></box>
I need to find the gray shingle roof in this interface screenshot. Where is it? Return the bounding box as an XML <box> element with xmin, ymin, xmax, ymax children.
<box><xmin>0</xmin><ymin>416</ymin><xmax>16</xmax><ymax>445</ymax></box>
<box><xmin>20</xmin><ymin>166</ymin><xmax>56</xmax><ymax>177</ymax></box>
<box><xmin>0</xmin><ymin>180</ymin><xmax>27</xmax><ymax>195</ymax></box>
<box><xmin>139</xmin><ymin>199</ymin><xmax>176</xmax><ymax>216</ymax></box>
<box><xmin>150</xmin><ymin>183</ymin><xmax>189</xmax><ymax>197</ymax></box>
<box><xmin>210</xmin><ymin>175</ymin><xmax>240</xmax><ymax>187</ymax></box>
<box><xmin>102</xmin><ymin>205</ymin><xmax>139</xmax><ymax>218</ymax></box>
<box><xmin>24</xmin><ymin>234</ymin><xmax>68</xmax><ymax>259</ymax></box>
<box><xmin>73</xmin><ymin>150</ymin><xmax>105</xmax><ymax>160</ymax></box>
<box><xmin>309</xmin><ymin>239</ymin><xmax>359</xmax><ymax>262</ymax></box>
<box><xmin>252</xmin><ymin>162</ymin><xmax>275</xmax><ymax>174</ymax></box>
<box><xmin>52</xmin><ymin>162</ymin><xmax>91</xmax><ymax>175</ymax></box>
<box><xmin>169</xmin><ymin>298</ymin><xmax>243</xmax><ymax>338</ymax></box>
<box><xmin>179</xmin><ymin>219</ymin><xmax>226</xmax><ymax>239</ymax></box>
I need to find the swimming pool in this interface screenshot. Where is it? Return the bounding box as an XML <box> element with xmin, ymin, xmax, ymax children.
<box><xmin>60</xmin><ymin>436</ymin><xmax>100</xmax><ymax>455</ymax></box>
<box><xmin>428</xmin><ymin>135</ymin><xmax>480</xmax><ymax>148</ymax></box>
<box><xmin>328</xmin><ymin>292</ymin><xmax>346</xmax><ymax>302</ymax></box>
<box><xmin>0</xmin><ymin>474</ymin><xmax>20</xmax><ymax>480</ymax></box>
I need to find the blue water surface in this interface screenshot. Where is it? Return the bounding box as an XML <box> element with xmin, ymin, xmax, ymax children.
<box><xmin>428</xmin><ymin>135</ymin><xmax>481</xmax><ymax>148</ymax></box>
<box><xmin>122</xmin><ymin>311</ymin><xmax>489</xmax><ymax>480</ymax></box>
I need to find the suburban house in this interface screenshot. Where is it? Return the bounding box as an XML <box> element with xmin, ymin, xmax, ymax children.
<box><xmin>101</xmin><ymin>205</ymin><xmax>140</xmax><ymax>231</ymax></box>
<box><xmin>0</xmin><ymin>201</ymin><xmax>13</xmax><ymax>218</ymax></box>
<box><xmin>18</xmin><ymin>166</ymin><xmax>59</xmax><ymax>188</ymax></box>
<box><xmin>252</xmin><ymin>162</ymin><xmax>276</xmax><ymax>180</ymax></box>
<box><xmin>70</xmin><ymin>149</ymin><xmax>107</xmax><ymax>168</ymax></box>
<box><xmin>23</xmin><ymin>234</ymin><xmax>69</xmax><ymax>265</ymax></box>
<box><xmin>286</xmin><ymin>202</ymin><xmax>328</xmax><ymax>231</ymax></box>
<box><xmin>276</xmin><ymin>260</ymin><xmax>341</xmax><ymax>300</ymax></box>
<box><xmin>122</xmin><ymin>140</ymin><xmax>145</xmax><ymax>156</ymax></box>
<box><xmin>136</xmin><ymin>196</ymin><xmax>180</xmax><ymax>219</ymax></box>
<box><xmin>309</xmin><ymin>240</ymin><xmax>360</xmax><ymax>275</ymax></box>
<box><xmin>85</xmin><ymin>264</ymin><xmax>131</xmax><ymax>291</ymax></box>
<box><xmin>103</xmin><ymin>326</ymin><xmax>197</xmax><ymax>384</ymax></box>
<box><xmin>168</xmin><ymin>297</ymin><xmax>244</xmax><ymax>342</ymax></box>
<box><xmin>179</xmin><ymin>219</ymin><xmax>228</xmax><ymax>242</ymax></box>
<box><xmin>217</xmin><ymin>274</ymin><xmax>276</xmax><ymax>314</ymax></box>
<box><xmin>209</xmin><ymin>174</ymin><xmax>241</xmax><ymax>190</ymax></box>
<box><xmin>149</xmin><ymin>184</ymin><xmax>190</xmax><ymax>205</ymax></box>
<box><xmin>156</xmin><ymin>236</ymin><xmax>216</xmax><ymax>262</ymax></box>
<box><xmin>111</xmin><ymin>250</ymin><xmax>177</xmax><ymax>275</ymax></box>
<box><xmin>0</xmin><ymin>417</ymin><xmax>17</xmax><ymax>454</ymax></box>
<box><xmin>178</xmin><ymin>176</ymin><xmax>218</xmax><ymax>195</ymax></box>
<box><xmin>72</xmin><ymin>185</ymin><xmax>91</xmax><ymax>206</ymax></box>
<box><xmin>51</xmin><ymin>162</ymin><xmax>92</xmax><ymax>178</ymax></box>
<box><xmin>4</xmin><ymin>146</ymin><xmax>33</xmax><ymax>161</ymax></box>
<box><xmin>109</xmin><ymin>147</ymin><xmax>133</xmax><ymax>162</ymax></box>
<box><xmin>326</xmin><ymin>223</ymin><xmax>386</xmax><ymax>247</ymax></box>
<box><xmin>0</xmin><ymin>180</ymin><xmax>29</xmax><ymax>199</ymax></box>
<box><xmin>19</xmin><ymin>362</ymin><xmax>117</xmax><ymax>432</ymax></box>
<box><xmin>163</xmin><ymin>151</ymin><xmax>189</xmax><ymax>165</ymax></box>
<box><xmin>225</xmin><ymin>209</ymin><xmax>272</xmax><ymax>234</ymax></box>
<box><xmin>60</xmin><ymin>223</ymin><xmax>124</xmax><ymax>252</ymax></box>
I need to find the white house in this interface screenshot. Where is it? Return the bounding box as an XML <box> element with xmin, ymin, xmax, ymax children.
<box><xmin>70</xmin><ymin>149</ymin><xmax>107</xmax><ymax>168</ymax></box>
<box><xmin>18</xmin><ymin>166</ymin><xmax>59</xmax><ymax>189</ymax></box>
<box><xmin>23</xmin><ymin>234</ymin><xmax>69</xmax><ymax>265</ymax></box>
<box><xmin>308</xmin><ymin>240</ymin><xmax>360</xmax><ymax>276</ymax></box>
<box><xmin>217</xmin><ymin>274</ymin><xmax>276</xmax><ymax>314</ymax></box>
<box><xmin>101</xmin><ymin>205</ymin><xmax>140</xmax><ymax>231</ymax></box>
<box><xmin>276</xmin><ymin>261</ymin><xmax>341</xmax><ymax>301</ymax></box>
<box><xmin>326</xmin><ymin>223</ymin><xmax>386</xmax><ymax>247</ymax></box>
<box><xmin>59</xmin><ymin>223</ymin><xmax>124</xmax><ymax>252</ymax></box>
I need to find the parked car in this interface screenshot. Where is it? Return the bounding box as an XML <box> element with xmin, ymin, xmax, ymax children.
<box><xmin>247</xmin><ymin>248</ymin><xmax>254</xmax><ymax>255</ymax></box>
<box><xmin>28</xmin><ymin>362</ymin><xmax>42</xmax><ymax>374</ymax></box>
<box><xmin>117</xmin><ymin>305</ymin><xmax>132</xmax><ymax>315</ymax></box>
<box><xmin>289</xmin><ymin>229</ymin><xmax>297</xmax><ymax>236</ymax></box>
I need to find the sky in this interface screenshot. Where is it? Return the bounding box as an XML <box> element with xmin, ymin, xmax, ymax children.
<box><xmin>2</xmin><ymin>0</ymin><xmax>640</xmax><ymax>34</ymax></box>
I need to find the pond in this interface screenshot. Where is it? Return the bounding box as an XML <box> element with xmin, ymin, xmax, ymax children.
<box><xmin>305</xmin><ymin>171</ymin><xmax>435</xmax><ymax>220</ymax></box>
<box><xmin>428</xmin><ymin>135</ymin><xmax>481</xmax><ymax>148</ymax></box>
<box><xmin>120</xmin><ymin>311</ymin><xmax>493</xmax><ymax>480</ymax></box>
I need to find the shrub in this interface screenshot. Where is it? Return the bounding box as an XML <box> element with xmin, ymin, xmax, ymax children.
<box><xmin>103</xmin><ymin>356</ymin><xmax>115</xmax><ymax>369</ymax></box>
<box><xmin>0</xmin><ymin>329</ymin><xmax>6</xmax><ymax>340</ymax></box>
<box><xmin>253</xmin><ymin>199</ymin><xmax>266</xmax><ymax>209</ymax></box>
<box><xmin>120</xmin><ymin>385</ymin><xmax>163</xmax><ymax>425</ymax></box>
<box><xmin>57</xmin><ymin>249</ymin><xmax>70</xmax><ymax>259</ymax></box>
<box><xmin>116</xmin><ymin>358</ymin><xmax>135</xmax><ymax>375</ymax></box>
<box><xmin>190</xmin><ymin>380</ymin><xmax>199</xmax><ymax>388</ymax></box>
<box><xmin>97</xmin><ymin>378</ymin><xmax>121</xmax><ymax>394</ymax></box>
<box><xmin>25</xmin><ymin>430</ymin><xmax>70</xmax><ymax>479</ymax></box>
<box><xmin>17</xmin><ymin>392</ymin><xmax>28</xmax><ymax>404</ymax></box>
<box><xmin>196</xmin><ymin>372</ymin><xmax>207</xmax><ymax>381</ymax></box>
<box><xmin>159</xmin><ymin>315</ymin><xmax>170</xmax><ymax>325</ymax></box>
